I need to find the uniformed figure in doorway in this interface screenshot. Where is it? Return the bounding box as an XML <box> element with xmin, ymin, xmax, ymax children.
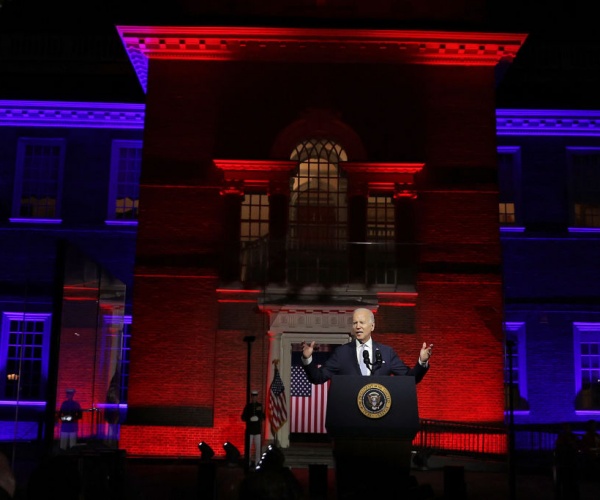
<box><xmin>58</xmin><ymin>388</ymin><xmax>82</xmax><ymax>451</ymax></box>
<box><xmin>241</xmin><ymin>390</ymin><xmax>265</xmax><ymax>468</ymax></box>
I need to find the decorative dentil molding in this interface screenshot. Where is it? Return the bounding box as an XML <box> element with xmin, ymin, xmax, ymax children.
<box><xmin>269</xmin><ymin>307</ymin><xmax>355</xmax><ymax>333</ymax></box>
<box><xmin>0</xmin><ymin>100</ymin><xmax>145</xmax><ymax>129</ymax></box>
<box><xmin>116</xmin><ymin>26</ymin><xmax>527</xmax><ymax>93</ymax></box>
<box><xmin>496</xmin><ymin>109</ymin><xmax>600</xmax><ymax>136</ymax></box>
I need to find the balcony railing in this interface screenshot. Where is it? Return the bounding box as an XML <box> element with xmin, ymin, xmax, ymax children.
<box><xmin>413</xmin><ymin>419</ymin><xmax>508</xmax><ymax>462</ymax></box>
<box><xmin>241</xmin><ymin>237</ymin><xmax>402</xmax><ymax>287</ymax></box>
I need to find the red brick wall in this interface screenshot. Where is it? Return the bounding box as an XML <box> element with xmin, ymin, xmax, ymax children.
<box><xmin>411</xmin><ymin>185</ymin><xmax>503</xmax><ymax>422</ymax></box>
<box><xmin>122</xmin><ymin>48</ymin><xmax>504</xmax><ymax>456</ymax></box>
<box><xmin>412</xmin><ymin>281</ymin><xmax>504</xmax><ymax>422</ymax></box>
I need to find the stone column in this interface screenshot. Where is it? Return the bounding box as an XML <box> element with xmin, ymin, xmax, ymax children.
<box><xmin>394</xmin><ymin>184</ymin><xmax>417</xmax><ymax>285</ymax></box>
<box><xmin>220</xmin><ymin>185</ymin><xmax>243</xmax><ymax>283</ymax></box>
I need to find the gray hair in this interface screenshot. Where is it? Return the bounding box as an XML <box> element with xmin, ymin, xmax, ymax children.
<box><xmin>353</xmin><ymin>307</ymin><xmax>375</xmax><ymax>324</ymax></box>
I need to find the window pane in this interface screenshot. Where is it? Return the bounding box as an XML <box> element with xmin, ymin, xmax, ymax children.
<box><xmin>240</xmin><ymin>193</ymin><xmax>270</xmax><ymax>282</ymax></box>
<box><xmin>579</xmin><ymin>332</ymin><xmax>600</xmax><ymax>409</ymax></box>
<box><xmin>109</xmin><ymin>141</ymin><xmax>142</xmax><ymax>221</ymax></box>
<box><xmin>497</xmin><ymin>149</ymin><xmax>520</xmax><ymax>225</ymax></box>
<box><xmin>288</xmin><ymin>139</ymin><xmax>348</xmax><ymax>284</ymax></box>
<box><xmin>570</xmin><ymin>150</ymin><xmax>600</xmax><ymax>227</ymax></box>
<box><xmin>16</xmin><ymin>140</ymin><xmax>63</xmax><ymax>219</ymax></box>
<box><xmin>2</xmin><ymin>314</ymin><xmax>50</xmax><ymax>400</ymax></box>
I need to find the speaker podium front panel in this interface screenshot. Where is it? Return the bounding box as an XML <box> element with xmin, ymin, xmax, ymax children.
<box><xmin>325</xmin><ymin>375</ymin><xmax>420</xmax><ymax>497</ymax></box>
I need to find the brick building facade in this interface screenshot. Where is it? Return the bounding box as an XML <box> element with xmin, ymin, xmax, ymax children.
<box><xmin>1</xmin><ymin>0</ymin><xmax>599</xmax><ymax>463</ymax></box>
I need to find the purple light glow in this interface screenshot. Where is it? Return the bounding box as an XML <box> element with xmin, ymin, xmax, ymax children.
<box><xmin>497</xmin><ymin>109</ymin><xmax>600</xmax><ymax>136</ymax></box>
<box><xmin>94</xmin><ymin>403</ymin><xmax>128</xmax><ymax>410</ymax></box>
<box><xmin>9</xmin><ymin>218</ymin><xmax>62</xmax><ymax>224</ymax></box>
<box><xmin>105</xmin><ymin>220</ymin><xmax>139</xmax><ymax>226</ymax></box>
<box><xmin>568</xmin><ymin>227</ymin><xmax>600</xmax><ymax>233</ymax></box>
<box><xmin>0</xmin><ymin>400</ymin><xmax>46</xmax><ymax>407</ymax></box>
<box><xmin>0</xmin><ymin>100</ymin><xmax>145</xmax><ymax>129</ymax></box>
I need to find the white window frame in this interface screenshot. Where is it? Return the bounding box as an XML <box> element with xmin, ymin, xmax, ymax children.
<box><xmin>504</xmin><ymin>322</ymin><xmax>528</xmax><ymax>414</ymax></box>
<box><xmin>567</xmin><ymin>147</ymin><xmax>600</xmax><ymax>232</ymax></box>
<box><xmin>497</xmin><ymin>146</ymin><xmax>523</xmax><ymax>230</ymax></box>
<box><xmin>574</xmin><ymin>322</ymin><xmax>600</xmax><ymax>415</ymax></box>
<box><xmin>10</xmin><ymin>138</ymin><xmax>65</xmax><ymax>223</ymax></box>
<box><xmin>0</xmin><ymin>312</ymin><xmax>52</xmax><ymax>401</ymax></box>
<box><xmin>102</xmin><ymin>314</ymin><xmax>132</xmax><ymax>404</ymax></box>
<box><xmin>106</xmin><ymin>139</ymin><xmax>142</xmax><ymax>226</ymax></box>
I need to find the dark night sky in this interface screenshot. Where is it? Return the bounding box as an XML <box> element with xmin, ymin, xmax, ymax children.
<box><xmin>0</xmin><ymin>0</ymin><xmax>599</xmax><ymax>108</ymax></box>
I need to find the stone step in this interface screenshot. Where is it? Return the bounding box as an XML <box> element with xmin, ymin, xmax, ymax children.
<box><xmin>281</xmin><ymin>443</ymin><xmax>335</xmax><ymax>468</ymax></box>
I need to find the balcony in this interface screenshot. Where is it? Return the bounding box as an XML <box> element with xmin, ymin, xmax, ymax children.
<box><xmin>241</xmin><ymin>237</ymin><xmax>408</xmax><ymax>288</ymax></box>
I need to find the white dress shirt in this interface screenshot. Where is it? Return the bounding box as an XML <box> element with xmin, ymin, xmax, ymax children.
<box><xmin>357</xmin><ymin>339</ymin><xmax>373</xmax><ymax>375</ymax></box>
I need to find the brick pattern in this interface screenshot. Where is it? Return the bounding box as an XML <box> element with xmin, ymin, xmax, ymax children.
<box><xmin>122</xmin><ymin>57</ymin><xmax>504</xmax><ymax>457</ymax></box>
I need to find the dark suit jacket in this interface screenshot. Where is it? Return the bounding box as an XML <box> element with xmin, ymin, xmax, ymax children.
<box><xmin>303</xmin><ymin>340</ymin><xmax>428</xmax><ymax>385</ymax></box>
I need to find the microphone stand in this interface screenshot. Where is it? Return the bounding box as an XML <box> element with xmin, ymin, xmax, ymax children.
<box><xmin>363</xmin><ymin>353</ymin><xmax>383</xmax><ymax>375</ymax></box>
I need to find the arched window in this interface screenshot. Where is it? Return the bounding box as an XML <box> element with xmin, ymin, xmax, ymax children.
<box><xmin>287</xmin><ymin>139</ymin><xmax>348</xmax><ymax>284</ymax></box>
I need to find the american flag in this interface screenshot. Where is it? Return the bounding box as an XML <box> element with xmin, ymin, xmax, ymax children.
<box><xmin>268</xmin><ymin>365</ymin><xmax>287</xmax><ymax>432</ymax></box>
<box><xmin>290</xmin><ymin>352</ymin><xmax>331</xmax><ymax>434</ymax></box>
<box><xmin>290</xmin><ymin>362</ymin><xmax>330</xmax><ymax>434</ymax></box>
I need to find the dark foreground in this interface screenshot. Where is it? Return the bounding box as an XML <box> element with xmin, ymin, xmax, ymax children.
<box><xmin>5</xmin><ymin>446</ymin><xmax>600</xmax><ymax>499</ymax></box>
<box><xmin>124</xmin><ymin>457</ymin><xmax>600</xmax><ymax>500</ymax></box>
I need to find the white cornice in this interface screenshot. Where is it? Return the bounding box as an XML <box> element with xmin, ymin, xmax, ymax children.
<box><xmin>4</xmin><ymin>100</ymin><xmax>600</xmax><ymax>139</ymax></box>
<box><xmin>0</xmin><ymin>100</ymin><xmax>145</xmax><ymax>129</ymax></box>
<box><xmin>116</xmin><ymin>26</ymin><xmax>527</xmax><ymax>93</ymax></box>
<box><xmin>497</xmin><ymin>109</ymin><xmax>600</xmax><ymax>136</ymax></box>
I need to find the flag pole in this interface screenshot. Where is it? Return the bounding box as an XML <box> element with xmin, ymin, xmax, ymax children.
<box><xmin>268</xmin><ymin>359</ymin><xmax>287</xmax><ymax>449</ymax></box>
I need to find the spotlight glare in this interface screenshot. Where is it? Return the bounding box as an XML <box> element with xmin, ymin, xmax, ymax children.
<box><xmin>198</xmin><ymin>441</ymin><xmax>215</xmax><ymax>461</ymax></box>
<box><xmin>256</xmin><ymin>443</ymin><xmax>285</xmax><ymax>471</ymax></box>
<box><xmin>223</xmin><ymin>441</ymin><xmax>241</xmax><ymax>465</ymax></box>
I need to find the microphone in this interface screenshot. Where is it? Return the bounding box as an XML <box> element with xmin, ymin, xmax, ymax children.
<box><xmin>375</xmin><ymin>349</ymin><xmax>382</xmax><ymax>366</ymax></box>
<box><xmin>363</xmin><ymin>349</ymin><xmax>371</xmax><ymax>369</ymax></box>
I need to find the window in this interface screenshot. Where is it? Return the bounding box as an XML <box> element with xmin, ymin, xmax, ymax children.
<box><xmin>574</xmin><ymin>323</ymin><xmax>600</xmax><ymax>411</ymax></box>
<box><xmin>107</xmin><ymin>140</ymin><xmax>142</xmax><ymax>224</ymax></box>
<box><xmin>240</xmin><ymin>193</ymin><xmax>270</xmax><ymax>282</ymax></box>
<box><xmin>102</xmin><ymin>315</ymin><xmax>132</xmax><ymax>403</ymax></box>
<box><xmin>567</xmin><ymin>148</ymin><xmax>600</xmax><ymax>228</ymax></box>
<box><xmin>497</xmin><ymin>146</ymin><xmax>521</xmax><ymax>226</ymax></box>
<box><xmin>367</xmin><ymin>194</ymin><xmax>395</xmax><ymax>242</ymax></box>
<box><xmin>0</xmin><ymin>313</ymin><xmax>51</xmax><ymax>400</ymax></box>
<box><xmin>367</xmin><ymin>194</ymin><xmax>396</xmax><ymax>284</ymax></box>
<box><xmin>287</xmin><ymin>139</ymin><xmax>348</xmax><ymax>283</ymax></box>
<box><xmin>11</xmin><ymin>138</ymin><xmax>65</xmax><ymax>222</ymax></box>
<box><xmin>504</xmin><ymin>322</ymin><xmax>529</xmax><ymax>412</ymax></box>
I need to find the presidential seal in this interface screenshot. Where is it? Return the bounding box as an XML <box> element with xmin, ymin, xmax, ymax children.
<box><xmin>357</xmin><ymin>383</ymin><xmax>392</xmax><ymax>419</ymax></box>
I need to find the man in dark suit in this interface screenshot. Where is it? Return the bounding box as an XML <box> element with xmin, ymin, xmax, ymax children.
<box><xmin>301</xmin><ymin>307</ymin><xmax>432</xmax><ymax>500</ymax></box>
<box><xmin>301</xmin><ymin>307</ymin><xmax>432</xmax><ymax>383</ymax></box>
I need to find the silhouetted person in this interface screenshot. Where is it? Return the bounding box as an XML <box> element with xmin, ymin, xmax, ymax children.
<box><xmin>241</xmin><ymin>390</ymin><xmax>265</xmax><ymax>468</ymax></box>
<box><xmin>238</xmin><ymin>468</ymin><xmax>305</xmax><ymax>500</ymax></box>
<box><xmin>581</xmin><ymin>419</ymin><xmax>600</xmax><ymax>479</ymax></box>
<box><xmin>58</xmin><ymin>388</ymin><xmax>82</xmax><ymax>451</ymax></box>
<box><xmin>238</xmin><ymin>445</ymin><xmax>305</xmax><ymax>500</ymax></box>
<box><xmin>554</xmin><ymin>423</ymin><xmax>581</xmax><ymax>500</ymax></box>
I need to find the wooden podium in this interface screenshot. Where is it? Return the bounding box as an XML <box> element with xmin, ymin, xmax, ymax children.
<box><xmin>325</xmin><ymin>376</ymin><xmax>420</xmax><ymax>499</ymax></box>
